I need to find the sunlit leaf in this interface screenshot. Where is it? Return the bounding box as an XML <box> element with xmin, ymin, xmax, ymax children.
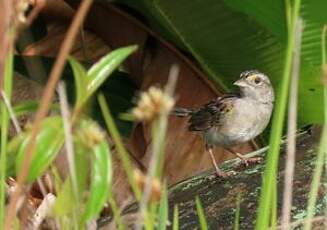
<box><xmin>86</xmin><ymin>45</ymin><xmax>137</xmax><ymax>98</ymax></box>
<box><xmin>15</xmin><ymin>116</ymin><xmax>64</xmax><ymax>182</ymax></box>
<box><xmin>68</xmin><ymin>57</ymin><xmax>88</xmax><ymax>108</ymax></box>
<box><xmin>81</xmin><ymin>138</ymin><xmax>112</xmax><ymax>222</ymax></box>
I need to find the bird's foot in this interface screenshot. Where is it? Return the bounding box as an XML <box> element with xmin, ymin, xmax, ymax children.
<box><xmin>239</xmin><ymin>156</ymin><xmax>262</xmax><ymax>167</ymax></box>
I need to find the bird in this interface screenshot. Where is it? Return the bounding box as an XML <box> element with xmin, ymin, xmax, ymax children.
<box><xmin>173</xmin><ymin>70</ymin><xmax>274</xmax><ymax>177</ymax></box>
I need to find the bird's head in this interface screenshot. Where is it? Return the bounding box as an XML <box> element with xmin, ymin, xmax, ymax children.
<box><xmin>233</xmin><ymin>70</ymin><xmax>274</xmax><ymax>103</ymax></box>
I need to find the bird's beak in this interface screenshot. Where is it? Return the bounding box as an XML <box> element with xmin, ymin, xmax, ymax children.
<box><xmin>233</xmin><ymin>79</ymin><xmax>247</xmax><ymax>87</ymax></box>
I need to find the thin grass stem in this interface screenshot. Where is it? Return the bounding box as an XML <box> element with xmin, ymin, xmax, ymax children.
<box><xmin>280</xmin><ymin>18</ymin><xmax>303</xmax><ymax>230</ymax></box>
<box><xmin>135</xmin><ymin>65</ymin><xmax>179</xmax><ymax>230</ymax></box>
<box><xmin>4</xmin><ymin>1</ymin><xmax>94</xmax><ymax>228</ymax></box>
<box><xmin>0</xmin><ymin>45</ymin><xmax>13</xmax><ymax>228</ymax></box>
<box><xmin>173</xmin><ymin>205</ymin><xmax>179</xmax><ymax>230</ymax></box>
<box><xmin>233</xmin><ymin>194</ymin><xmax>241</xmax><ymax>230</ymax></box>
<box><xmin>255</xmin><ymin>1</ymin><xmax>301</xmax><ymax>229</ymax></box>
<box><xmin>97</xmin><ymin>94</ymin><xmax>141</xmax><ymax>198</ymax></box>
<box><xmin>303</xmin><ymin>23</ymin><xmax>327</xmax><ymax>230</ymax></box>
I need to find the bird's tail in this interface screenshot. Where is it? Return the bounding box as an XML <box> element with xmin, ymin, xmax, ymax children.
<box><xmin>172</xmin><ymin>107</ymin><xmax>194</xmax><ymax>117</ymax></box>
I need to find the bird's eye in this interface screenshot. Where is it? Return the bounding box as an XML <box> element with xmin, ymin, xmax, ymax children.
<box><xmin>254</xmin><ymin>77</ymin><xmax>261</xmax><ymax>84</ymax></box>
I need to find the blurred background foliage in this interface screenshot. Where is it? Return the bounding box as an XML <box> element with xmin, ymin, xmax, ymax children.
<box><xmin>115</xmin><ymin>0</ymin><xmax>326</xmax><ymax>126</ymax></box>
<box><xmin>16</xmin><ymin>0</ymin><xmax>327</xmax><ymax>130</ymax></box>
<box><xmin>4</xmin><ymin>0</ymin><xmax>327</xmax><ymax>228</ymax></box>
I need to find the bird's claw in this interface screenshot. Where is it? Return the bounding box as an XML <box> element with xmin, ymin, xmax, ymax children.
<box><xmin>240</xmin><ymin>156</ymin><xmax>262</xmax><ymax>167</ymax></box>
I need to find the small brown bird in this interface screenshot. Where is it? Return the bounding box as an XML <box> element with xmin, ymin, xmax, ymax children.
<box><xmin>174</xmin><ymin>70</ymin><xmax>274</xmax><ymax>177</ymax></box>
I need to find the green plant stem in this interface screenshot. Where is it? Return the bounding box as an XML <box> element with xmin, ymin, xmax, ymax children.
<box><xmin>173</xmin><ymin>205</ymin><xmax>179</xmax><ymax>230</ymax></box>
<box><xmin>233</xmin><ymin>194</ymin><xmax>241</xmax><ymax>230</ymax></box>
<box><xmin>303</xmin><ymin>24</ymin><xmax>327</xmax><ymax>230</ymax></box>
<box><xmin>135</xmin><ymin>66</ymin><xmax>178</xmax><ymax>230</ymax></box>
<box><xmin>195</xmin><ymin>196</ymin><xmax>208</xmax><ymax>230</ymax></box>
<box><xmin>97</xmin><ymin>94</ymin><xmax>140</xmax><ymax>199</ymax></box>
<box><xmin>158</xmin><ymin>185</ymin><xmax>168</xmax><ymax>230</ymax></box>
<box><xmin>270</xmin><ymin>182</ymin><xmax>277</xmax><ymax>228</ymax></box>
<box><xmin>136</xmin><ymin>115</ymin><xmax>168</xmax><ymax>230</ymax></box>
<box><xmin>255</xmin><ymin>0</ymin><xmax>301</xmax><ymax>229</ymax></box>
<box><xmin>303</xmin><ymin>127</ymin><xmax>327</xmax><ymax>230</ymax></box>
<box><xmin>0</xmin><ymin>50</ymin><xmax>13</xmax><ymax>226</ymax></box>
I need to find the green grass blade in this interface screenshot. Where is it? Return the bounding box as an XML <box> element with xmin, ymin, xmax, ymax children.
<box><xmin>81</xmin><ymin>139</ymin><xmax>112</xmax><ymax>224</ymax></box>
<box><xmin>68</xmin><ymin>57</ymin><xmax>87</xmax><ymax>108</ymax></box>
<box><xmin>195</xmin><ymin>196</ymin><xmax>208</xmax><ymax>230</ymax></box>
<box><xmin>255</xmin><ymin>1</ymin><xmax>301</xmax><ymax>229</ymax></box>
<box><xmin>303</xmin><ymin>24</ymin><xmax>327</xmax><ymax>230</ymax></box>
<box><xmin>233</xmin><ymin>194</ymin><xmax>241</xmax><ymax>230</ymax></box>
<box><xmin>303</xmin><ymin>128</ymin><xmax>327</xmax><ymax>230</ymax></box>
<box><xmin>97</xmin><ymin>93</ymin><xmax>140</xmax><ymax>199</ymax></box>
<box><xmin>0</xmin><ymin>48</ymin><xmax>14</xmax><ymax>227</ymax></box>
<box><xmin>173</xmin><ymin>205</ymin><xmax>179</xmax><ymax>230</ymax></box>
<box><xmin>12</xmin><ymin>100</ymin><xmax>59</xmax><ymax>118</ymax></box>
<box><xmin>158</xmin><ymin>186</ymin><xmax>168</xmax><ymax>230</ymax></box>
<box><xmin>270</xmin><ymin>182</ymin><xmax>277</xmax><ymax>228</ymax></box>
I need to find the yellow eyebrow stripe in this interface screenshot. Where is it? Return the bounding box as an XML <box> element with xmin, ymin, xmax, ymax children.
<box><xmin>247</xmin><ymin>74</ymin><xmax>257</xmax><ymax>81</ymax></box>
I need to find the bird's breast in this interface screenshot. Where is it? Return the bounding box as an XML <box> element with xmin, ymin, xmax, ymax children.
<box><xmin>204</xmin><ymin>99</ymin><xmax>272</xmax><ymax>147</ymax></box>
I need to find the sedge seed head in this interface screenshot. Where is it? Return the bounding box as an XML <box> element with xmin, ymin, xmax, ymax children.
<box><xmin>132</xmin><ymin>86</ymin><xmax>175</xmax><ymax>121</ymax></box>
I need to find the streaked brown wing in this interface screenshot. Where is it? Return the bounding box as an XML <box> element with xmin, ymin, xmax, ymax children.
<box><xmin>188</xmin><ymin>94</ymin><xmax>238</xmax><ymax>132</ymax></box>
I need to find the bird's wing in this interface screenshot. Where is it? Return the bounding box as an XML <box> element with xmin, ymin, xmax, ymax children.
<box><xmin>188</xmin><ymin>94</ymin><xmax>239</xmax><ymax>131</ymax></box>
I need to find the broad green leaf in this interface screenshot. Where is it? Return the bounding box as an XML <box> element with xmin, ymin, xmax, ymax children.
<box><xmin>305</xmin><ymin>0</ymin><xmax>327</xmax><ymax>25</ymax></box>
<box><xmin>81</xmin><ymin>139</ymin><xmax>112</xmax><ymax>222</ymax></box>
<box><xmin>15</xmin><ymin>116</ymin><xmax>64</xmax><ymax>182</ymax></box>
<box><xmin>68</xmin><ymin>57</ymin><xmax>88</xmax><ymax>108</ymax></box>
<box><xmin>86</xmin><ymin>45</ymin><xmax>138</xmax><ymax>98</ymax></box>
<box><xmin>224</xmin><ymin>0</ymin><xmax>287</xmax><ymax>42</ymax></box>
<box><xmin>117</xmin><ymin>0</ymin><xmax>186</xmax><ymax>49</ymax></box>
<box><xmin>148</xmin><ymin>0</ymin><xmax>323</xmax><ymax>126</ymax></box>
<box><xmin>195</xmin><ymin>196</ymin><xmax>208</xmax><ymax>230</ymax></box>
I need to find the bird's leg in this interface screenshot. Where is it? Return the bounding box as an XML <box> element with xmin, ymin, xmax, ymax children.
<box><xmin>207</xmin><ymin>146</ymin><xmax>228</xmax><ymax>177</ymax></box>
<box><xmin>226</xmin><ymin>148</ymin><xmax>262</xmax><ymax>166</ymax></box>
